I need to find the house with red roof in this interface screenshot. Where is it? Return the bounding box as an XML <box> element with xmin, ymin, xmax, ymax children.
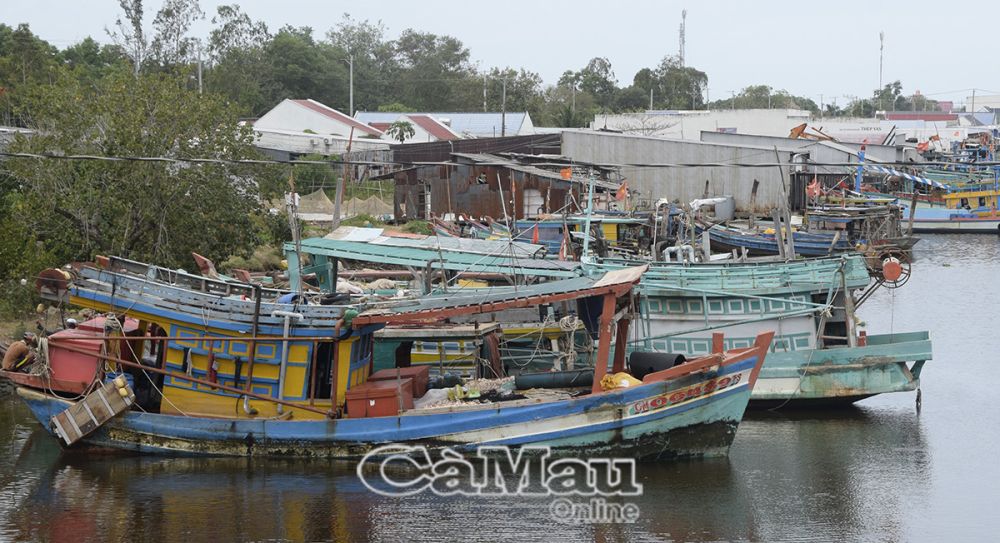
<box><xmin>254</xmin><ymin>99</ymin><xmax>384</xmax><ymax>139</ymax></box>
<box><xmin>386</xmin><ymin>114</ymin><xmax>462</xmax><ymax>143</ymax></box>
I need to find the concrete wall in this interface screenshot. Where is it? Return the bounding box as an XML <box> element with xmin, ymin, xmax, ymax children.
<box><xmin>561</xmin><ymin>131</ymin><xmax>797</xmax><ymax>212</ymax></box>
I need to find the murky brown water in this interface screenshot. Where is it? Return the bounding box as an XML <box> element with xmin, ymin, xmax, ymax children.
<box><xmin>0</xmin><ymin>234</ymin><xmax>995</xmax><ymax>542</ymax></box>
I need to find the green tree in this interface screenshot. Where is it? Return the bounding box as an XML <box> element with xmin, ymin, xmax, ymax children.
<box><xmin>483</xmin><ymin>67</ymin><xmax>544</xmax><ymax>120</ymax></box>
<box><xmin>262</xmin><ymin>26</ymin><xmax>343</xmax><ymax>109</ymax></box>
<box><xmin>393</xmin><ymin>29</ymin><xmax>475</xmax><ymax>110</ymax></box>
<box><xmin>559</xmin><ymin>57</ymin><xmax>617</xmax><ymax>110</ymax></box>
<box><xmin>385</xmin><ymin>120</ymin><xmax>415</xmax><ymax>143</ymax></box>
<box><xmin>5</xmin><ymin>67</ymin><xmax>278</xmax><ymax>268</ymax></box>
<box><xmin>326</xmin><ymin>15</ymin><xmax>398</xmax><ymax>112</ymax></box>
<box><xmin>206</xmin><ymin>4</ymin><xmax>271</xmax><ymax>115</ymax></box>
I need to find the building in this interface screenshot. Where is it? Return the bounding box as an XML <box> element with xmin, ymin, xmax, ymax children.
<box><xmin>371</xmin><ymin>114</ymin><xmax>462</xmax><ymax>143</ymax></box>
<box><xmin>372</xmin><ymin>134</ymin><xmax>619</xmax><ymax>221</ymax></box>
<box><xmin>560</xmin><ymin>130</ymin><xmax>903</xmax><ymax>213</ymax></box>
<box><xmin>965</xmin><ymin>94</ymin><xmax>1000</xmax><ymax>112</ymax></box>
<box><xmin>251</xmin><ymin>99</ymin><xmax>389</xmax><ymax>160</ymax></box>
<box><xmin>255</xmin><ymin>99</ymin><xmax>384</xmax><ymax>139</ymax></box>
<box><xmin>356</xmin><ymin>111</ymin><xmax>535</xmax><ymax>138</ymax></box>
<box><xmin>590</xmin><ymin>109</ymin><xmax>813</xmax><ymax>140</ymax></box>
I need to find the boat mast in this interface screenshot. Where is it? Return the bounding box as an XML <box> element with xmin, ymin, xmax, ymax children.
<box><xmin>582</xmin><ymin>169</ymin><xmax>596</xmax><ymax>261</ymax></box>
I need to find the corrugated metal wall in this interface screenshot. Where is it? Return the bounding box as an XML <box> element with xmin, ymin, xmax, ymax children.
<box><xmin>393</xmin><ymin>164</ymin><xmax>571</xmax><ymax>220</ymax></box>
<box><xmin>561</xmin><ymin>131</ymin><xmax>796</xmax><ymax>212</ymax></box>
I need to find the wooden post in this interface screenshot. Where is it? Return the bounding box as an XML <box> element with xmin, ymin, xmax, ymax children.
<box><xmin>591</xmin><ymin>293</ymin><xmax>618</xmax><ymax>394</ymax></box>
<box><xmin>907</xmin><ymin>190</ymin><xmax>919</xmax><ymax>237</ymax></box>
<box><xmin>711</xmin><ymin>332</ymin><xmax>724</xmax><ymax>354</ymax></box>
<box><xmin>612</xmin><ymin>318</ymin><xmax>630</xmax><ymax>374</ymax></box>
<box><xmin>771</xmin><ymin>208</ymin><xmax>787</xmax><ymax>260</ymax></box>
<box><xmin>841</xmin><ymin>271</ymin><xmax>858</xmax><ymax>348</ymax></box>
<box><xmin>243</xmin><ymin>285</ymin><xmax>263</xmax><ymax>409</ymax></box>
<box><xmin>749</xmin><ymin>180</ymin><xmax>759</xmax><ymax>229</ymax></box>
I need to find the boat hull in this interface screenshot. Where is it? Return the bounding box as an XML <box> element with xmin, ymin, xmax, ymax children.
<box><xmin>909</xmin><ymin>218</ymin><xmax>1000</xmax><ymax>234</ymax></box>
<box><xmin>749</xmin><ymin>331</ymin><xmax>930</xmax><ymax>405</ymax></box>
<box><xmin>16</xmin><ymin>355</ymin><xmax>760</xmax><ymax>460</ymax></box>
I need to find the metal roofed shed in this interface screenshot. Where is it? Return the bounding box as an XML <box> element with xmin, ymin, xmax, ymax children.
<box><xmin>381</xmin><ymin>150</ymin><xmax>623</xmax><ymax>221</ymax></box>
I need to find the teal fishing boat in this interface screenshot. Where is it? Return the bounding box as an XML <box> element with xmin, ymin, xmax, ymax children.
<box><xmin>296</xmin><ymin>228</ymin><xmax>932</xmax><ymax>406</ymax></box>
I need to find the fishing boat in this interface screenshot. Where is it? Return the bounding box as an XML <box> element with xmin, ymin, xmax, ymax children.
<box><xmin>287</xmin><ymin>228</ymin><xmax>932</xmax><ymax>406</ymax></box>
<box><xmin>699</xmin><ymin>204</ymin><xmax>915</xmax><ymax>258</ymax></box>
<box><xmin>906</xmin><ymin>189</ymin><xmax>1000</xmax><ymax>233</ymax></box>
<box><xmin>588</xmin><ymin>255</ymin><xmax>930</xmax><ymax>406</ymax></box>
<box><xmin>4</xmin><ymin>259</ymin><xmax>773</xmax><ymax>460</ymax></box>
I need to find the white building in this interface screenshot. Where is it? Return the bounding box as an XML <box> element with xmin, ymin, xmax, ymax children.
<box><xmin>590</xmin><ymin>109</ymin><xmax>813</xmax><ymax>140</ymax></box>
<box><xmin>356</xmin><ymin>111</ymin><xmax>535</xmax><ymax>138</ymax></box>
<box><xmin>254</xmin><ymin>99</ymin><xmax>384</xmax><ymax>139</ymax></box>
<box><xmin>252</xmin><ymin>99</ymin><xmax>388</xmax><ymax>158</ymax></box>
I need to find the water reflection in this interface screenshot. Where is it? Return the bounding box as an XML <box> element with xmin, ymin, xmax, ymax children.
<box><xmin>5</xmin><ymin>233</ymin><xmax>1000</xmax><ymax>542</ymax></box>
<box><xmin>0</xmin><ymin>396</ymin><xmax>932</xmax><ymax>543</ymax></box>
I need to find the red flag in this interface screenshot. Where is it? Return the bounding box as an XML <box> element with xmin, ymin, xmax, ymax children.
<box><xmin>615</xmin><ymin>181</ymin><xmax>628</xmax><ymax>201</ymax></box>
<box><xmin>531</xmin><ymin>224</ymin><xmax>539</xmax><ymax>244</ymax></box>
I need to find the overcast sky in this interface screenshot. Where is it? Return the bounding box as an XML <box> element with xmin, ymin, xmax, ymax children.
<box><xmin>6</xmin><ymin>0</ymin><xmax>1000</xmax><ymax>108</ymax></box>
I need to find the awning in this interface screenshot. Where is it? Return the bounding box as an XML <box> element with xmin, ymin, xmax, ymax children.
<box><xmin>864</xmin><ymin>165</ymin><xmax>950</xmax><ymax>191</ymax></box>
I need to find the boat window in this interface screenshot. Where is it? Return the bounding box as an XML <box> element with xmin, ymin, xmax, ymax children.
<box><xmin>979</xmin><ymin>197</ymin><xmax>987</xmax><ymax>207</ymax></box>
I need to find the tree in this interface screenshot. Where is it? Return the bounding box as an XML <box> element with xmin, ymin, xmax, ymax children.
<box><xmin>393</xmin><ymin>29</ymin><xmax>476</xmax><ymax>110</ymax></box>
<box><xmin>483</xmin><ymin>67</ymin><xmax>544</xmax><ymax>120</ymax></box>
<box><xmin>559</xmin><ymin>57</ymin><xmax>617</xmax><ymax>110</ymax></box>
<box><xmin>149</xmin><ymin>0</ymin><xmax>204</xmax><ymax>67</ymax></box>
<box><xmin>652</xmin><ymin>56</ymin><xmax>707</xmax><ymax>110</ymax></box>
<box><xmin>206</xmin><ymin>4</ymin><xmax>270</xmax><ymax>115</ymax></box>
<box><xmin>5</xmin><ymin>67</ymin><xmax>279</xmax><ymax>268</ymax></box>
<box><xmin>261</xmin><ymin>26</ymin><xmax>342</xmax><ymax>109</ymax></box>
<box><xmin>326</xmin><ymin>15</ymin><xmax>397</xmax><ymax>112</ymax></box>
<box><xmin>385</xmin><ymin>120</ymin><xmax>415</xmax><ymax>143</ymax></box>
<box><xmin>106</xmin><ymin>0</ymin><xmax>148</xmax><ymax>76</ymax></box>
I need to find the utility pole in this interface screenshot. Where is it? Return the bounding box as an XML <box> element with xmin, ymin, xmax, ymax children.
<box><xmin>820</xmin><ymin>93</ymin><xmax>824</xmax><ymax>119</ymax></box>
<box><xmin>483</xmin><ymin>74</ymin><xmax>487</xmax><ymax>112</ymax></box>
<box><xmin>878</xmin><ymin>31</ymin><xmax>884</xmax><ymax>112</ymax></box>
<box><xmin>730</xmin><ymin>90</ymin><xmax>736</xmax><ymax>111</ymax></box>
<box><xmin>649</xmin><ymin>87</ymin><xmax>654</xmax><ymax>110</ymax></box>
<box><xmin>196</xmin><ymin>43</ymin><xmax>203</xmax><ymax>95</ymax></box>
<box><xmin>342</xmin><ymin>54</ymin><xmax>354</xmax><ymax>116</ymax></box>
<box><xmin>501</xmin><ymin>79</ymin><xmax>507</xmax><ymax>136</ymax></box>
<box><xmin>971</xmin><ymin>88</ymin><xmax>976</xmax><ymax>113</ymax></box>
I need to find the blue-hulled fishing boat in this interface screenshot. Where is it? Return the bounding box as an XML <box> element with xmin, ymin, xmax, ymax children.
<box><xmin>4</xmin><ymin>259</ymin><xmax>773</xmax><ymax>459</ymax></box>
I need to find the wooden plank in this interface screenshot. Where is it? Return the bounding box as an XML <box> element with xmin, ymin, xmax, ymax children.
<box><xmin>50</xmin><ymin>378</ymin><xmax>135</xmax><ymax>446</ymax></box>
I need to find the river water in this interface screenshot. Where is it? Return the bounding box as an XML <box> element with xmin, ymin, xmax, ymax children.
<box><xmin>0</xmin><ymin>234</ymin><xmax>995</xmax><ymax>542</ymax></box>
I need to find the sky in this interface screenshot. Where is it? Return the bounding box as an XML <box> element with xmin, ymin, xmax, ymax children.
<box><xmin>6</xmin><ymin>0</ymin><xmax>1000</xmax><ymax>108</ymax></box>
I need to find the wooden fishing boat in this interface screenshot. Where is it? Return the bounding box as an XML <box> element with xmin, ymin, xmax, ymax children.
<box><xmin>907</xmin><ymin>191</ymin><xmax>1000</xmax><ymax>233</ymax></box>
<box><xmin>6</xmin><ymin>260</ymin><xmax>773</xmax><ymax>459</ymax></box>
<box><xmin>589</xmin><ymin>255</ymin><xmax>931</xmax><ymax>405</ymax></box>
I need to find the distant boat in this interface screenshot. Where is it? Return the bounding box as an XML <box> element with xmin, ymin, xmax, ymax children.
<box><xmin>906</xmin><ymin>190</ymin><xmax>1000</xmax><ymax>233</ymax></box>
